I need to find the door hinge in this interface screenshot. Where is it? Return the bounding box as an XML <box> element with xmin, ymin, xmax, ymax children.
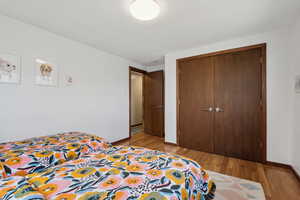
<box><xmin>179</xmin><ymin>68</ymin><xmax>183</xmax><ymax>75</ymax></box>
<box><xmin>260</xmin><ymin>57</ymin><xmax>264</xmax><ymax>64</ymax></box>
<box><xmin>260</xmin><ymin>140</ymin><xmax>263</xmax><ymax>149</ymax></box>
<box><xmin>259</xmin><ymin>99</ymin><xmax>263</xmax><ymax>109</ymax></box>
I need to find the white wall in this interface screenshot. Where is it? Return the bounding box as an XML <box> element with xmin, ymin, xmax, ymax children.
<box><xmin>290</xmin><ymin>18</ymin><xmax>300</xmax><ymax>174</ymax></box>
<box><xmin>0</xmin><ymin>15</ymin><xmax>145</xmax><ymax>143</ymax></box>
<box><xmin>165</xmin><ymin>28</ymin><xmax>294</xmax><ymax>164</ymax></box>
<box><xmin>131</xmin><ymin>73</ymin><xmax>143</xmax><ymax>125</ymax></box>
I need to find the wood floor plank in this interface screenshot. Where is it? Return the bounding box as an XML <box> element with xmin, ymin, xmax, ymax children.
<box><xmin>120</xmin><ymin>133</ymin><xmax>300</xmax><ymax>200</ymax></box>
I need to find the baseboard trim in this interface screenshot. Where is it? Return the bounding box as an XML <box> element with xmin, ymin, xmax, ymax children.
<box><xmin>266</xmin><ymin>161</ymin><xmax>300</xmax><ymax>185</ymax></box>
<box><xmin>266</xmin><ymin>161</ymin><xmax>291</xmax><ymax>169</ymax></box>
<box><xmin>112</xmin><ymin>137</ymin><xmax>130</xmax><ymax>145</ymax></box>
<box><xmin>164</xmin><ymin>141</ymin><xmax>178</xmax><ymax>146</ymax></box>
<box><xmin>291</xmin><ymin>166</ymin><xmax>300</xmax><ymax>184</ymax></box>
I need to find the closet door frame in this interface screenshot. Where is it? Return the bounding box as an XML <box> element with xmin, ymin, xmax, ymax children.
<box><xmin>176</xmin><ymin>43</ymin><xmax>267</xmax><ymax>163</ymax></box>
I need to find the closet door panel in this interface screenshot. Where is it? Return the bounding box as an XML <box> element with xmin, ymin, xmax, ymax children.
<box><xmin>178</xmin><ymin>57</ymin><xmax>214</xmax><ymax>153</ymax></box>
<box><xmin>214</xmin><ymin>49</ymin><xmax>262</xmax><ymax>162</ymax></box>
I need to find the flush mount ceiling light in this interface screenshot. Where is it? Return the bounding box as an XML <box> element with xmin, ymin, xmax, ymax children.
<box><xmin>130</xmin><ymin>0</ymin><xmax>160</xmax><ymax>21</ymax></box>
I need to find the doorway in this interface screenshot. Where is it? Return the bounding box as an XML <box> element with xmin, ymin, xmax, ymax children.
<box><xmin>130</xmin><ymin>70</ymin><xmax>144</xmax><ymax>135</ymax></box>
<box><xmin>129</xmin><ymin>67</ymin><xmax>165</xmax><ymax>138</ymax></box>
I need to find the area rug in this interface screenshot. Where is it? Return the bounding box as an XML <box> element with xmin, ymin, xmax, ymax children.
<box><xmin>207</xmin><ymin>170</ymin><xmax>266</xmax><ymax>200</ymax></box>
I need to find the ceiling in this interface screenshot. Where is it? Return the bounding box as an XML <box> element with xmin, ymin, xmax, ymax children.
<box><xmin>0</xmin><ymin>0</ymin><xmax>300</xmax><ymax>66</ymax></box>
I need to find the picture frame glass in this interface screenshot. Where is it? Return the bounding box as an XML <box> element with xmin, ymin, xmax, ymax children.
<box><xmin>35</xmin><ymin>58</ymin><xmax>58</xmax><ymax>86</ymax></box>
<box><xmin>0</xmin><ymin>54</ymin><xmax>21</xmax><ymax>84</ymax></box>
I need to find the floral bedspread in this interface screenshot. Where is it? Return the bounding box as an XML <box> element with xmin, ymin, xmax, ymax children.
<box><xmin>0</xmin><ymin>164</ymin><xmax>5</xmax><ymax>182</ymax></box>
<box><xmin>0</xmin><ymin>176</ymin><xmax>45</xmax><ymax>200</ymax></box>
<box><xmin>22</xmin><ymin>146</ymin><xmax>216</xmax><ymax>200</ymax></box>
<box><xmin>0</xmin><ymin>132</ymin><xmax>111</xmax><ymax>179</ymax></box>
<box><xmin>0</xmin><ymin>135</ymin><xmax>216</xmax><ymax>200</ymax></box>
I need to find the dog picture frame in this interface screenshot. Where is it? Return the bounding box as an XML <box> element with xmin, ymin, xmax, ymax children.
<box><xmin>0</xmin><ymin>53</ymin><xmax>21</xmax><ymax>84</ymax></box>
<box><xmin>35</xmin><ymin>58</ymin><xmax>59</xmax><ymax>87</ymax></box>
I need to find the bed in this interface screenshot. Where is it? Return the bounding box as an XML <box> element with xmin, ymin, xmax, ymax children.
<box><xmin>0</xmin><ymin>132</ymin><xmax>111</xmax><ymax>178</ymax></box>
<box><xmin>0</xmin><ymin>133</ymin><xmax>216</xmax><ymax>200</ymax></box>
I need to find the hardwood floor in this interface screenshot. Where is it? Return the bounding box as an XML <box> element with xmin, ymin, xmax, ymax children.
<box><xmin>117</xmin><ymin>133</ymin><xmax>300</xmax><ymax>200</ymax></box>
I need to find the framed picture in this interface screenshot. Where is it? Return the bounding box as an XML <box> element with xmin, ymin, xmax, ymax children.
<box><xmin>35</xmin><ymin>58</ymin><xmax>58</xmax><ymax>87</ymax></box>
<box><xmin>0</xmin><ymin>53</ymin><xmax>21</xmax><ymax>84</ymax></box>
<box><xmin>65</xmin><ymin>74</ymin><xmax>73</xmax><ymax>86</ymax></box>
<box><xmin>296</xmin><ymin>75</ymin><xmax>300</xmax><ymax>93</ymax></box>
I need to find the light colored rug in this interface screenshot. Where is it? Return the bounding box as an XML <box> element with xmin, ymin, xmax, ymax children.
<box><xmin>208</xmin><ymin>171</ymin><xmax>266</xmax><ymax>200</ymax></box>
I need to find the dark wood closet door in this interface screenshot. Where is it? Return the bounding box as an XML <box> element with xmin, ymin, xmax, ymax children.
<box><xmin>144</xmin><ymin>71</ymin><xmax>164</xmax><ymax>137</ymax></box>
<box><xmin>178</xmin><ymin>57</ymin><xmax>214</xmax><ymax>152</ymax></box>
<box><xmin>213</xmin><ymin>48</ymin><xmax>262</xmax><ymax>162</ymax></box>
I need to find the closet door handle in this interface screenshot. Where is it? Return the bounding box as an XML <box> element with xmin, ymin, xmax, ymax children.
<box><xmin>200</xmin><ymin>107</ymin><xmax>214</xmax><ymax>112</ymax></box>
<box><xmin>215</xmin><ymin>107</ymin><xmax>224</xmax><ymax>112</ymax></box>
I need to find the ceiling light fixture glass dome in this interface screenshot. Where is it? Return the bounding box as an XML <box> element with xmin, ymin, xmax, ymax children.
<box><xmin>130</xmin><ymin>0</ymin><xmax>160</xmax><ymax>21</ymax></box>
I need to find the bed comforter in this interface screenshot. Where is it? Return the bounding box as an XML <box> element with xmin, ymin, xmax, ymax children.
<box><xmin>0</xmin><ymin>134</ymin><xmax>216</xmax><ymax>200</ymax></box>
<box><xmin>0</xmin><ymin>132</ymin><xmax>111</xmax><ymax>178</ymax></box>
<box><xmin>0</xmin><ymin>176</ymin><xmax>45</xmax><ymax>200</ymax></box>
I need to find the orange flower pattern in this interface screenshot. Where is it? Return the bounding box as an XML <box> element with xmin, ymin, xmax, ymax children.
<box><xmin>0</xmin><ymin>136</ymin><xmax>216</xmax><ymax>200</ymax></box>
<box><xmin>0</xmin><ymin>176</ymin><xmax>45</xmax><ymax>199</ymax></box>
<box><xmin>24</xmin><ymin>146</ymin><xmax>215</xmax><ymax>199</ymax></box>
<box><xmin>0</xmin><ymin>132</ymin><xmax>111</xmax><ymax>179</ymax></box>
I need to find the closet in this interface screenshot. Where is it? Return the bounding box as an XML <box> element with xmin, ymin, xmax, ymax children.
<box><xmin>177</xmin><ymin>44</ymin><xmax>266</xmax><ymax>162</ymax></box>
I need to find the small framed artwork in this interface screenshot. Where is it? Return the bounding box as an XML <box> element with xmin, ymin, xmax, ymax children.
<box><xmin>65</xmin><ymin>74</ymin><xmax>73</xmax><ymax>86</ymax></box>
<box><xmin>0</xmin><ymin>53</ymin><xmax>21</xmax><ymax>84</ymax></box>
<box><xmin>296</xmin><ymin>75</ymin><xmax>300</xmax><ymax>93</ymax></box>
<box><xmin>35</xmin><ymin>58</ymin><xmax>58</xmax><ymax>87</ymax></box>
